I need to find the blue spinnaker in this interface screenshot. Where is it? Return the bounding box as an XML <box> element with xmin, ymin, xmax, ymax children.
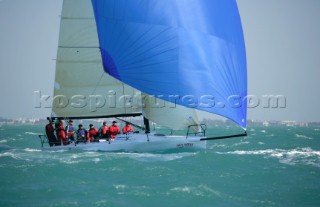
<box><xmin>91</xmin><ymin>0</ymin><xmax>247</xmax><ymax>128</ymax></box>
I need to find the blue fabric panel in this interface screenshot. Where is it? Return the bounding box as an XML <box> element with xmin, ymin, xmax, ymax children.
<box><xmin>91</xmin><ymin>0</ymin><xmax>247</xmax><ymax>128</ymax></box>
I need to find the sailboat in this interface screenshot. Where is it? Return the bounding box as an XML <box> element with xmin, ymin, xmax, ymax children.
<box><xmin>38</xmin><ymin>0</ymin><xmax>247</xmax><ymax>152</ymax></box>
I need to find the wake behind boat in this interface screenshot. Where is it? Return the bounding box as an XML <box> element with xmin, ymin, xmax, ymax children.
<box><xmin>37</xmin><ymin>0</ymin><xmax>248</xmax><ymax>152</ymax></box>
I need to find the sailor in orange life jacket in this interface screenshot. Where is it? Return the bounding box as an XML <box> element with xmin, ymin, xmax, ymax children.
<box><xmin>99</xmin><ymin>121</ymin><xmax>109</xmax><ymax>140</ymax></box>
<box><xmin>109</xmin><ymin>121</ymin><xmax>120</xmax><ymax>139</ymax></box>
<box><xmin>65</xmin><ymin>120</ymin><xmax>75</xmax><ymax>143</ymax></box>
<box><xmin>56</xmin><ymin>120</ymin><xmax>67</xmax><ymax>145</ymax></box>
<box><xmin>122</xmin><ymin>122</ymin><xmax>134</xmax><ymax>134</ymax></box>
<box><xmin>87</xmin><ymin>124</ymin><xmax>99</xmax><ymax>143</ymax></box>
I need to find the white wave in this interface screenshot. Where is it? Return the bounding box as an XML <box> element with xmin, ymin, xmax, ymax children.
<box><xmin>0</xmin><ymin>151</ymin><xmax>32</xmax><ymax>161</ymax></box>
<box><xmin>92</xmin><ymin>158</ymin><xmax>101</xmax><ymax>163</ymax></box>
<box><xmin>295</xmin><ymin>134</ymin><xmax>312</xmax><ymax>139</ymax></box>
<box><xmin>171</xmin><ymin>186</ymin><xmax>192</xmax><ymax>193</ymax></box>
<box><xmin>217</xmin><ymin>148</ymin><xmax>320</xmax><ymax>167</ymax></box>
<box><xmin>260</xmin><ymin>130</ymin><xmax>266</xmax><ymax>133</ymax></box>
<box><xmin>104</xmin><ymin>152</ymin><xmax>197</xmax><ymax>162</ymax></box>
<box><xmin>93</xmin><ymin>200</ymin><xmax>108</xmax><ymax>206</ymax></box>
<box><xmin>60</xmin><ymin>160</ymin><xmax>81</xmax><ymax>164</ymax></box>
<box><xmin>208</xmin><ymin>143</ymin><xmax>226</xmax><ymax>150</ymax></box>
<box><xmin>169</xmin><ymin>185</ymin><xmax>222</xmax><ymax>198</ymax></box>
<box><xmin>113</xmin><ymin>184</ymin><xmax>128</xmax><ymax>190</ymax></box>
<box><xmin>24</xmin><ymin>148</ymin><xmax>42</xmax><ymax>152</ymax></box>
<box><xmin>47</xmin><ymin>201</ymin><xmax>78</xmax><ymax>206</ymax></box>
<box><xmin>112</xmin><ymin>184</ymin><xmax>151</xmax><ymax>196</ymax></box>
<box><xmin>129</xmin><ymin>152</ymin><xmax>196</xmax><ymax>162</ymax></box>
<box><xmin>0</xmin><ymin>140</ymin><xmax>7</xmax><ymax>143</ymax></box>
<box><xmin>314</xmin><ymin>128</ymin><xmax>320</xmax><ymax>131</ymax></box>
<box><xmin>232</xmin><ymin>141</ymin><xmax>250</xmax><ymax>147</ymax></box>
<box><xmin>258</xmin><ymin>142</ymin><xmax>265</xmax><ymax>145</ymax></box>
<box><xmin>25</xmin><ymin>132</ymin><xmax>42</xmax><ymax>135</ymax></box>
<box><xmin>266</xmin><ymin>134</ymin><xmax>275</xmax><ymax>137</ymax></box>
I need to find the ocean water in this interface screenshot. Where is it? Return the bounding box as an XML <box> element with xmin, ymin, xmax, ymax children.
<box><xmin>0</xmin><ymin>124</ymin><xmax>319</xmax><ymax>207</ymax></box>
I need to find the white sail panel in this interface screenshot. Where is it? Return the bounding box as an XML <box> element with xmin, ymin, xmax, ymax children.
<box><xmin>142</xmin><ymin>95</ymin><xmax>200</xmax><ymax>130</ymax></box>
<box><xmin>52</xmin><ymin>0</ymin><xmax>140</xmax><ymax>118</ymax></box>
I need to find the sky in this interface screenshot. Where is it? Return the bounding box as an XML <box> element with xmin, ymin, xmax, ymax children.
<box><xmin>0</xmin><ymin>0</ymin><xmax>319</xmax><ymax>122</ymax></box>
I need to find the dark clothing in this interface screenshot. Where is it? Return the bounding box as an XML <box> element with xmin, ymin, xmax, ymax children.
<box><xmin>45</xmin><ymin>123</ymin><xmax>58</xmax><ymax>147</ymax></box>
<box><xmin>76</xmin><ymin>128</ymin><xmax>87</xmax><ymax>144</ymax></box>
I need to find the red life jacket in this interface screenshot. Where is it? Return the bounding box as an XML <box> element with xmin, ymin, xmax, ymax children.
<box><xmin>87</xmin><ymin>128</ymin><xmax>98</xmax><ymax>139</ymax></box>
<box><xmin>57</xmin><ymin>122</ymin><xmax>66</xmax><ymax>139</ymax></box>
<box><xmin>122</xmin><ymin>125</ymin><xmax>133</xmax><ymax>134</ymax></box>
<box><xmin>66</xmin><ymin>125</ymin><xmax>75</xmax><ymax>135</ymax></box>
<box><xmin>57</xmin><ymin>129</ymin><xmax>66</xmax><ymax>139</ymax></box>
<box><xmin>109</xmin><ymin>125</ymin><xmax>120</xmax><ymax>138</ymax></box>
<box><xmin>102</xmin><ymin>126</ymin><xmax>108</xmax><ymax>135</ymax></box>
<box><xmin>45</xmin><ymin>124</ymin><xmax>54</xmax><ymax>135</ymax></box>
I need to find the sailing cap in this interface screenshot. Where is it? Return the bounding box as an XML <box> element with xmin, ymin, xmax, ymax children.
<box><xmin>112</xmin><ymin>121</ymin><xmax>117</xmax><ymax>123</ymax></box>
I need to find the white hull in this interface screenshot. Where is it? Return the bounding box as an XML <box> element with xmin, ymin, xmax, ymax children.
<box><xmin>42</xmin><ymin>133</ymin><xmax>206</xmax><ymax>153</ymax></box>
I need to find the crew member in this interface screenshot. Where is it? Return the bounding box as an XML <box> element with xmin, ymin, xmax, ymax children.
<box><xmin>76</xmin><ymin>124</ymin><xmax>87</xmax><ymax>143</ymax></box>
<box><xmin>109</xmin><ymin>121</ymin><xmax>120</xmax><ymax>139</ymax></box>
<box><xmin>99</xmin><ymin>121</ymin><xmax>109</xmax><ymax>140</ymax></box>
<box><xmin>87</xmin><ymin>124</ymin><xmax>99</xmax><ymax>143</ymax></box>
<box><xmin>45</xmin><ymin>119</ymin><xmax>58</xmax><ymax>146</ymax></box>
<box><xmin>65</xmin><ymin>120</ymin><xmax>75</xmax><ymax>142</ymax></box>
<box><xmin>122</xmin><ymin>122</ymin><xmax>134</xmax><ymax>134</ymax></box>
<box><xmin>56</xmin><ymin>120</ymin><xmax>67</xmax><ymax>145</ymax></box>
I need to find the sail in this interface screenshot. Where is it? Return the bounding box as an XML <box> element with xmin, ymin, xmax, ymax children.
<box><xmin>142</xmin><ymin>94</ymin><xmax>200</xmax><ymax>130</ymax></box>
<box><xmin>91</xmin><ymin>0</ymin><xmax>247</xmax><ymax>128</ymax></box>
<box><xmin>52</xmin><ymin>0</ymin><xmax>140</xmax><ymax>118</ymax></box>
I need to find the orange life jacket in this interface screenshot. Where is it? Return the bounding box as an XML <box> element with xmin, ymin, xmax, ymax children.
<box><xmin>101</xmin><ymin>125</ymin><xmax>108</xmax><ymax>135</ymax></box>
<box><xmin>122</xmin><ymin>125</ymin><xmax>133</xmax><ymax>134</ymax></box>
<box><xmin>109</xmin><ymin>125</ymin><xmax>120</xmax><ymax>138</ymax></box>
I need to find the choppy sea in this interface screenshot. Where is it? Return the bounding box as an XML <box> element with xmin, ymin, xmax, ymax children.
<box><xmin>0</xmin><ymin>124</ymin><xmax>319</xmax><ymax>207</ymax></box>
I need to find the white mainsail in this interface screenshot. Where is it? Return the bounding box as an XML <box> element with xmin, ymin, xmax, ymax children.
<box><xmin>52</xmin><ymin>0</ymin><xmax>140</xmax><ymax>118</ymax></box>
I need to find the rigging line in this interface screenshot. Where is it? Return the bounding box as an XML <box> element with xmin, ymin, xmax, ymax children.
<box><xmin>61</xmin><ymin>17</ymin><xmax>94</xmax><ymax>20</ymax></box>
<box><xmin>58</xmin><ymin>46</ymin><xmax>100</xmax><ymax>49</ymax></box>
<box><xmin>91</xmin><ymin>72</ymin><xmax>105</xmax><ymax>96</ymax></box>
<box><xmin>122</xmin><ymin>82</ymin><xmax>127</xmax><ymax>114</ymax></box>
<box><xmin>78</xmin><ymin>72</ymin><xmax>105</xmax><ymax>116</ymax></box>
<box><xmin>115</xmin><ymin>117</ymin><xmax>145</xmax><ymax>131</ymax></box>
